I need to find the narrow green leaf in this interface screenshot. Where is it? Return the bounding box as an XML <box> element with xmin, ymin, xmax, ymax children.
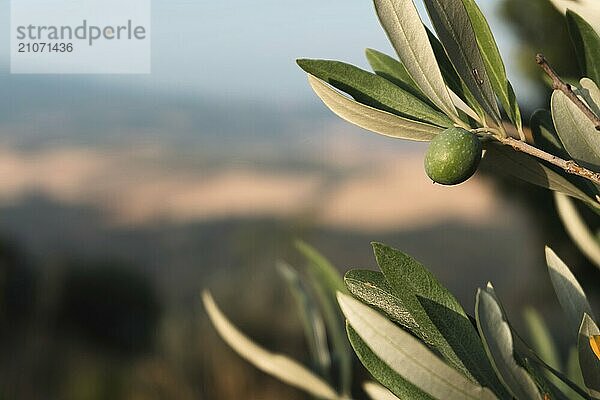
<box><xmin>202</xmin><ymin>291</ymin><xmax>341</xmax><ymax>400</ymax></box>
<box><xmin>423</xmin><ymin>0</ymin><xmax>502</xmax><ymax>125</ymax></box>
<box><xmin>578</xmin><ymin>315</ymin><xmax>600</xmax><ymax>398</ymax></box>
<box><xmin>552</xmin><ymin>90</ymin><xmax>600</xmax><ymax>172</ymax></box>
<box><xmin>481</xmin><ymin>143</ymin><xmax>600</xmax><ymax>211</ymax></box>
<box><xmin>568</xmin><ymin>347</ymin><xmax>586</xmax><ymax>389</ymax></box>
<box><xmin>344</xmin><ymin>269</ymin><xmax>419</xmax><ymax>331</ymax></box>
<box><xmin>372</xmin><ymin>243</ymin><xmax>466</xmax><ymax>372</ymax></box>
<box><xmin>523</xmin><ymin>349</ymin><xmax>591</xmax><ymax>400</ymax></box>
<box><xmin>363</xmin><ymin>382</ymin><xmax>402</xmax><ymax>400</ymax></box>
<box><xmin>418</xmin><ymin>295</ymin><xmax>512</xmax><ymax>399</ymax></box>
<box><xmin>307</xmin><ymin>75</ymin><xmax>443</xmax><ymax>141</ymax></box>
<box><xmin>533</xmin><ymin>106</ymin><xmax>600</xmax><ymax>200</ymax></box>
<box><xmin>524</xmin><ymin>307</ymin><xmax>570</xmax><ymax>395</ymax></box>
<box><xmin>296</xmin><ymin>240</ymin><xmax>352</xmax><ymax>396</ymax></box>
<box><xmin>277</xmin><ymin>262</ymin><xmax>331</xmax><ymax>377</ymax></box>
<box><xmin>546</xmin><ymin>247</ymin><xmax>595</xmax><ymax>337</ymax></box>
<box><xmin>426</xmin><ymin>27</ymin><xmax>485</xmax><ymax>123</ymax></box>
<box><xmin>567</xmin><ymin>10</ymin><xmax>600</xmax><ymax>85</ymax></box>
<box><xmin>523</xmin><ymin>308</ymin><xmax>561</xmax><ymax>372</ymax></box>
<box><xmin>365</xmin><ymin>48</ymin><xmax>428</xmax><ymax>103</ymax></box>
<box><xmin>371</xmin><ymin>243</ymin><xmax>509</xmax><ymax>396</ymax></box>
<box><xmin>298</xmin><ymin>59</ymin><xmax>452</xmax><ymax>127</ymax></box>
<box><xmin>338</xmin><ymin>293</ymin><xmax>499</xmax><ymax>400</ymax></box>
<box><xmin>372</xmin><ymin>242</ymin><xmax>465</xmax><ymax>319</ymax></box>
<box><xmin>521</xmin><ymin>358</ymin><xmax>573</xmax><ymax>400</ymax></box>
<box><xmin>555</xmin><ymin>193</ymin><xmax>600</xmax><ymax>270</ymax></box>
<box><xmin>516</xmin><ymin>333</ymin><xmax>592</xmax><ymax>400</ymax></box>
<box><xmin>476</xmin><ymin>285</ymin><xmax>543</xmax><ymax>400</ymax></box>
<box><xmin>460</xmin><ymin>0</ymin><xmax>522</xmax><ymax>131</ymax></box>
<box><xmin>373</xmin><ymin>0</ymin><xmax>459</xmax><ymax>121</ymax></box>
<box><xmin>347</xmin><ymin>324</ymin><xmax>434</xmax><ymax>400</ymax></box>
<box><xmin>296</xmin><ymin>240</ymin><xmax>347</xmax><ymax>296</ymax></box>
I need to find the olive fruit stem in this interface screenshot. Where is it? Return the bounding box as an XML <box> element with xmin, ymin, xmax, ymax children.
<box><xmin>473</xmin><ymin>127</ymin><xmax>600</xmax><ymax>186</ymax></box>
<box><xmin>536</xmin><ymin>53</ymin><xmax>600</xmax><ymax>131</ymax></box>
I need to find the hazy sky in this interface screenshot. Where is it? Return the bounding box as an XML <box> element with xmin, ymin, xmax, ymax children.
<box><xmin>0</xmin><ymin>0</ymin><xmax>536</xmax><ymax>106</ymax></box>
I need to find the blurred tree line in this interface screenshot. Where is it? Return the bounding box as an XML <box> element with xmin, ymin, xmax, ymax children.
<box><xmin>0</xmin><ymin>238</ymin><xmax>162</xmax><ymax>399</ymax></box>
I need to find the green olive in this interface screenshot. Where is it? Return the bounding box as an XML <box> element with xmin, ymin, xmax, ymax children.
<box><xmin>424</xmin><ymin>127</ymin><xmax>482</xmax><ymax>185</ymax></box>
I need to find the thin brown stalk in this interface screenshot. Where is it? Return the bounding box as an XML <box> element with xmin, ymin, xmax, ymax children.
<box><xmin>536</xmin><ymin>53</ymin><xmax>600</xmax><ymax>131</ymax></box>
<box><xmin>499</xmin><ymin>136</ymin><xmax>600</xmax><ymax>185</ymax></box>
<box><xmin>474</xmin><ymin>127</ymin><xmax>600</xmax><ymax>185</ymax></box>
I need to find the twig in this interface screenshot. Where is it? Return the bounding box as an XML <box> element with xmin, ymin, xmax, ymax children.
<box><xmin>536</xmin><ymin>53</ymin><xmax>600</xmax><ymax>131</ymax></box>
<box><xmin>499</xmin><ymin>136</ymin><xmax>600</xmax><ymax>185</ymax></box>
<box><xmin>473</xmin><ymin>128</ymin><xmax>600</xmax><ymax>185</ymax></box>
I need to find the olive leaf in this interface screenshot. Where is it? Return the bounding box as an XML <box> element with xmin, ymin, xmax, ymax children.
<box><xmin>426</xmin><ymin>26</ymin><xmax>485</xmax><ymax>123</ymax></box>
<box><xmin>523</xmin><ymin>308</ymin><xmax>561</xmax><ymax>372</ymax></box>
<box><xmin>277</xmin><ymin>262</ymin><xmax>331</xmax><ymax>377</ymax></box>
<box><xmin>345</xmin><ymin>268</ymin><xmax>509</xmax><ymax>398</ymax></box>
<box><xmin>347</xmin><ymin>324</ymin><xmax>434</xmax><ymax>400</ymax></box>
<box><xmin>568</xmin><ymin>347</ymin><xmax>587</xmax><ymax>391</ymax></box>
<box><xmin>523</xmin><ymin>307</ymin><xmax>570</xmax><ymax>395</ymax></box>
<box><xmin>344</xmin><ymin>269</ymin><xmax>419</xmax><ymax>331</ymax></box>
<box><xmin>371</xmin><ymin>243</ymin><xmax>469</xmax><ymax>376</ymax></box>
<box><xmin>373</xmin><ymin>0</ymin><xmax>459</xmax><ymax>122</ymax></box>
<box><xmin>566</xmin><ymin>10</ymin><xmax>600</xmax><ymax>86</ymax></box>
<box><xmin>365</xmin><ymin>48</ymin><xmax>429</xmax><ymax>103</ymax></box>
<box><xmin>521</xmin><ymin>358</ymin><xmax>573</xmax><ymax>400</ymax></box>
<box><xmin>578</xmin><ymin>315</ymin><xmax>600</xmax><ymax>398</ymax></box>
<box><xmin>459</xmin><ymin>0</ymin><xmax>522</xmax><ymax>132</ymax></box>
<box><xmin>555</xmin><ymin>193</ymin><xmax>600</xmax><ymax>270</ymax></box>
<box><xmin>338</xmin><ymin>293</ymin><xmax>499</xmax><ymax>400</ymax></box>
<box><xmin>298</xmin><ymin>59</ymin><xmax>452</xmax><ymax>127</ymax></box>
<box><xmin>546</xmin><ymin>247</ymin><xmax>595</xmax><ymax>337</ymax></box>
<box><xmin>579</xmin><ymin>78</ymin><xmax>600</xmax><ymax>118</ymax></box>
<box><xmin>295</xmin><ymin>240</ymin><xmax>352</xmax><ymax>396</ymax></box>
<box><xmin>533</xmin><ymin>108</ymin><xmax>600</xmax><ymax>201</ymax></box>
<box><xmin>551</xmin><ymin>90</ymin><xmax>600</xmax><ymax>172</ymax></box>
<box><xmin>307</xmin><ymin>75</ymin><xmax>443</xmax><ymax>141</ymax></box>
<box><xmin>363</xmin><ymin>382</ymin><xmax>403</xmax><ymax>400</ymax></box>
<box><xmin>371</xmin><ymin>243</ymin><xmax>509</xmax><ymax>397</ymax></box>
<box><xmin>296</xmin><ymin>240</ymin><xmax>347</xmax><ymax>296</ymax></box>
<box><xmin>203</xmin><ymin>292</ymin><xmax>342</xmax><ymax>399</ymax></box>
<box><xmin>422</xmin><ymin>0</ymin><xmax>502</xmax><ymax>125</ymax></box>
<box><xmin>476</xmin><ymin>285</ymin><xmax>544</xmax><ymax>400</ymax></box>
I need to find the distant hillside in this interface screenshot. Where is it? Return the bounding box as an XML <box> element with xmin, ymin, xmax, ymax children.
<box><xmin>0</xmin><ymin>193</ymin><xmax>546</xmax><ymax>312</ymax></box>
<box><xmin>0</xmin><ymin>74</ymin><xmax>331</xmax><ymax>149</ymax></box>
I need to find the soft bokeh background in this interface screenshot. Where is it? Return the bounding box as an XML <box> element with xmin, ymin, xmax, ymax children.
<box><xmin>0</xmin><ymin>0</ymin><xmax>598</xmax><ymax>399</ymax></box>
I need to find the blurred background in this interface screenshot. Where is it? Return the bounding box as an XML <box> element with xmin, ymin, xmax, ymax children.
<box><xmin>0</xmin><ymin>0</ymin><xmax>598</xmax><ymax>398</ymax></box>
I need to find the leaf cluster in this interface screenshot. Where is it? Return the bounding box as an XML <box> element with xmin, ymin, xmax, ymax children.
<box><xmin>297</xmin><ymin>0</ymin><xmax>600</xmax><ymax>214</ymax></box>
<box><xmin>341</xmin><ymin>243</ymin><xmax>600</xmax><ymax>400</ymax></box>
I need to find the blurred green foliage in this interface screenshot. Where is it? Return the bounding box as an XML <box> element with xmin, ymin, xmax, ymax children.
<box><xmin>500</xmin><ymin>0</ymin><xmax>580</xmax><ymax>112</ymax></box>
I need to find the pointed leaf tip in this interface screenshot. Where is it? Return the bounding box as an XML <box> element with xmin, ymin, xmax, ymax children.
<box><xmin>203</xmin><ymin>291</ymin><xmax>340</xmax><ymax>399</ymax></box>
<box><xmin>546</xmin><ymin>247</ymin><xmax>594</xmax><ymax>336</ymax></box>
